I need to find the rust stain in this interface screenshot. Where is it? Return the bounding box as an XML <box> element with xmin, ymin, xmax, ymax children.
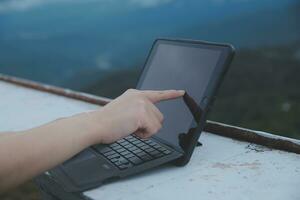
<box><xmin>212</xmin><ymin>163</ymin><xmax>232</xmax><ymax>169</ymax></box>
<box><xmin>212</xmin><ymin>161</ymin><xmax>261</xmax><ymax>170</ymax></box>
<box><xmin>245</xmin><ymin>143</ymin><xmax>272</xmax><ymax>153</ymax></box>
<box><xmin>238</xmin><ymin>161</ymin><xmax>261</xmax><ymax>170</ymax></box>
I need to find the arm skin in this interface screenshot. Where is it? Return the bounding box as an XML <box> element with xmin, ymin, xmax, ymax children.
<box><xmin>0</xmin><ymin>89</ymin><xmax>184</xmax><ymax>192</ymax></box>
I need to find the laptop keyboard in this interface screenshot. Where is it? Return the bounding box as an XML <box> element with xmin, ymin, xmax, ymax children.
<box><xmin>93</xmin><ymin>135</ymin><xmax>172</xmax><ymax>170</ymax></box>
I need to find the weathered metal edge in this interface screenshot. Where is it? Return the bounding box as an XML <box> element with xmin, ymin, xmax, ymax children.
<box><xmin>1</xmin><ymin>73</ymin><xmax>299</xmax><ymax>154</ymax></box>
<box><xmin>204</xmin><ymin>121</ymin><xmax>300</xmax><ymax>154</ymax></box>
<box><xmin>0</xmin><ymin>73</ymin><xmax>111</xmax><ymax>106</ymax></box>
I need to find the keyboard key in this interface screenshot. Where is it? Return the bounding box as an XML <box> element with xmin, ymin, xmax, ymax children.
<box><xmin>136</xmin><ymin>143</ymin><xmax>145</xmax><ymax>147</ymax></box>
<box><xmin>123</xmin><ymin>153</ymin><xmax>135</xmax><ymax>159</ymax></box>
<box><xmin>110</xmin><ymin>143</ymin><xmax>120</xmax><ymax>148</ymax></box>
<box><xmin>107</xmin><ymin>154</ymin><xmax>120</xmax><ymax>159</ymax></box>
<box><xmin>103</xmin><ymin>151</ymin><xmax>117</xmax><ymax>157</ymax></box>
<box><xmin>95</xmin><ymin>146</ymin><xmax>111</xmax><ymax>154</ymax></box>
<box><xmin>123</xmin><ymin>144</ymin><xmax>134</xmax><ymax>148</ymax></box>
<box><xmin>125</xmin><ymin>135</ymin><xmax>134</xmax><ymax>140</ymax></box>
<box><xmin>98</xmin><ymin>134</ymin><xmax>173</xmax><ymax>169</ymax></box>
<box><xmin>120</xmin><ymin>150</ymin><xmax>131</xmax><ymax>156</ymax></box>
<box><xmin>153</xmin><ymin>153</ymin><xmax>164</xmax><ymax>158</ymax></box>
<box><xmin>118</xmin><ymin>139</ymin><xmax>126</xmax><ymax>143</ymax></box>
<box><xmin>119</xmin><ymin>141</ymin><xmax>130</xmax><ymax>146</ymax></box>
<box><xmin>128</xmin><ymin>156</ymin><xmax>143</xmax><ymax>165</ymax></box>
<box><xmin>147</xmin><ymin>141</ymin><xmax>158</xmax><ymax>146</ymax></box>
<box><xmin>132</xmin><ymin>149</ymin><xmax>143</xmax><ymax>154</ymax></box>
<box><xmin>115</xmin><ymin>148</ymin><xmax>126</xmax><ymax>153</ymax></box>
<box><xmin>110</xmin><ymin>158</ymin><xmax>119</xmax><ymax>163</ymax></box>
<box><xmin>118</xmin><ymin>163</ymin><xmax>133</xmax><ymax>170</ymax></box>
<box><xmin>112</xmin><ymin>145</ymin><xmax>123</xmax><ymax>150</ymax></box>
<box><xmin>113</xmin><ymin>157</ymin><xmax>129</xmax><ymax>165</ymax></box>
<box><xmin>163</xmin><ymin>150</ymin><xmax>171</xmax><ymax>155</ymax></box>
<box><xmin>144</xmin><ymin>148</ymin><xmax>156</xmax><ymax>153</ymax></box>
<box><xmin>136</xmin><ymin>151</ymin><xmax>147</xmax><ymax>157</ymax></box>
<box><xmin>140</xmin><ymin>145</ymin><xmax>151</xmax><ymax>150</ymax></box>
<box><xmin>149</xmin><ymin>150</ymin><xmax>160</xmax><ymax>157</ymax></box>
<box><xmin>157</xmin><ymin>147</ymin><xmax>167</xmax><ymax>152</ymax></box>
<box><xmin>153</xmin><ymin>144</ymin><xmax>161</xmax><ymax>148</ymax></box>
<box><xmin>144</xmin><ymin>140</ymin><xmax>153</xmax><ymax>144</ymax></box>
<box><xmin>131</xmin><ymin>140</ymin><xmax>141</xmax><ymax>145</ymax></box>
<box><xmin>139</xmin><ymin>154</ymin><xmax>152</xmax><ymax>161</ymax></box>
<box><xmin>129</xmin><ymin>146</ymin><xmax>138</xmax><ymax>151</ymax></box>
<box><xmin>126</xmin><ymin>137</ymin><xmax>136</xmax><ymax>142</ymax></box>
<box><xmin>119</xmin><ymin>157</ymin><xmax>130</xmax><ymax>165</ymax></box>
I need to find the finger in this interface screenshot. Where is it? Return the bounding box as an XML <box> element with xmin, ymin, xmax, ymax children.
<box><xmin>147</xmin><ymin>102</ymin><xmax>164</xmax><ymax>123</ymax></box>
<box><xmin>147</xmin><ymin>110</ymin><xmax>162</xmax><ymax>136</ymax></box>
<box><xmin>136</xmin><ymin>120</ymin><xmax>161</xmax><ymax>138</ymax></box>
<box><xmin>135</xmin><ymin>110</ymin><xmax>162</xmax><ymax>138</ymax></box>
<box><xmin>141</xmin><ymin>90</ymin><xmax>185</xmax><ymax>103</ymax></box>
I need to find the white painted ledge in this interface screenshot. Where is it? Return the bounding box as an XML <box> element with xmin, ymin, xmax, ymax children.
<box><xmin>0</xmin><ymin>80</ymin><xmax>299</xmax><ymax>200</ymax></box>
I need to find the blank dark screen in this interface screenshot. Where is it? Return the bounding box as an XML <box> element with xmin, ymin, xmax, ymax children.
<box><xmin>139</xmin><ymin>43</ymin><xmax>221</xmax><ymax>149</ymax></box>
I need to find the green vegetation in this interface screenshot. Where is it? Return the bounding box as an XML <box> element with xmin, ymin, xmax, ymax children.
<box><xmin>210</xmin><ymin>42</ymin><xmax>300</xmax><ymax>139</ymax></box>
<box><xmin>84</xmin><ymin>68</ymin><xmax>142</xmax><ymax>98</ymax></box>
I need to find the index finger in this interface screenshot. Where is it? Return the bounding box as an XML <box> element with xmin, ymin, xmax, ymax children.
<box><xmin>141</xmin><ymin>90</ymin><xmax>185</xmax><ymax>103</ymax></box>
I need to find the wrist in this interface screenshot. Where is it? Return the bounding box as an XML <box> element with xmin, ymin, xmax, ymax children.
<box><xmin>78</xmin><ymin>110</ymin><xmax>108</xmax><ymax>146</ymax></box>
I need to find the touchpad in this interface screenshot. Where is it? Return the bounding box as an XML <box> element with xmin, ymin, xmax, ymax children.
<box><xmin>62</xmin><ymin>148</ymin><xmax>118</xmax><ymax>186</ymax></box>
<box><xmin>63</xmin><ymin>149</ymin><xmax>97</xmax><ymax>165</ymax></box>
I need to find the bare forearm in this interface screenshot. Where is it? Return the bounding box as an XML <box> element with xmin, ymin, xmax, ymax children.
<box><xmin>0</xmin><ymin>112</ymin><xmax>100</xmax><ymax>192</ymax></box>
<box><xmin>0</xmin><ymin>89</ymin><xmax>184</xmax><ymax>192</ymax></box>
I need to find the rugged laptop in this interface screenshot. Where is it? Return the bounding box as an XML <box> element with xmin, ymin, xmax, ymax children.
<box><xmin>48</xmin><ymin>39</ymin><xmax>235</xmax><ymax>192</ymax></box>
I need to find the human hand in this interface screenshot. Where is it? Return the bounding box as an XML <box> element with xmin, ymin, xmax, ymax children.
<box><xmin>88</xmin><ymin>89</ymin><xmax>185</xmax><ymax>144</ymax></box>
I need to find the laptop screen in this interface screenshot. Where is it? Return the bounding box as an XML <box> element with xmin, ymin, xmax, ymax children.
<box><xmin>137</xmin><ymin>41</ymin><xmax>222</xmax><ymax>150</ymax></box>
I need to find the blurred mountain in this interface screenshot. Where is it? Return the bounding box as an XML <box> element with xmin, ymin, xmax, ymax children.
<box><xmin>0</xmin><ymin>0</ymin><xmax>299</xmax><ymax>88</ymax></box>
